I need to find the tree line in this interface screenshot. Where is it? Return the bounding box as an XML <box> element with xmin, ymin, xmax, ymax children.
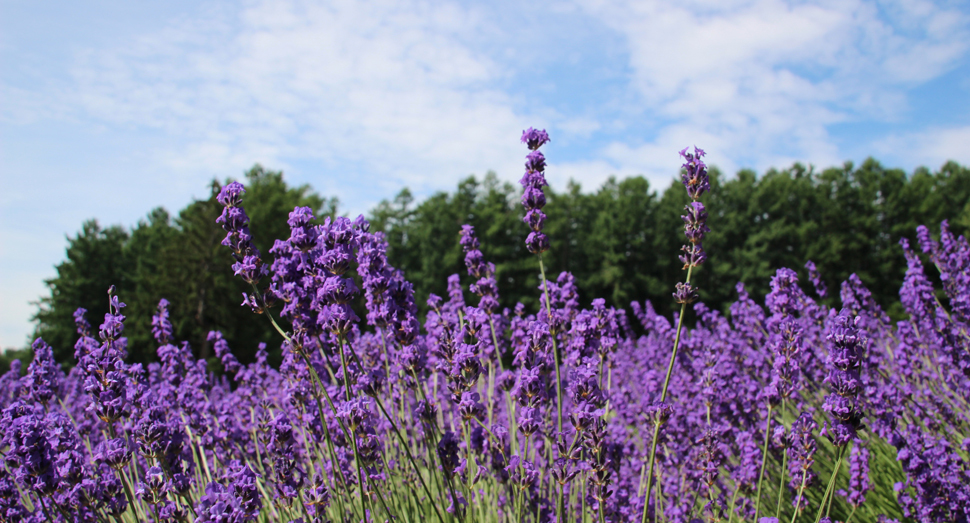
<box><xmin>10</xmin><ymin>158</ymin><xmax>969</xmax><ymax>369</ymax></box>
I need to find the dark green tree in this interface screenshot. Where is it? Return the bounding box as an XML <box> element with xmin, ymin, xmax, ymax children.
<box><xmin>33</xmin><ymin>221</ymin><xmax>132</xmax><ymax>365</ymax></box>
<box><xmin>372</xmin><ymin>159</ymin><xmax>970</xmax><ymax>325</ymax></box>
<box><xmin>33</xmin><ymin>157</ymin><xmax>970</xmax><ymax>368</ymax></box>
<box><xmin>32</xmin><ymin>165</ymin><xmax>334</xmax><ymax>366</ymax></box>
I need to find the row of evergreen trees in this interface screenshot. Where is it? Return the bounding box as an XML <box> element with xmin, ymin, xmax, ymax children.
<box><xmin>13</xmin><ymin>158</ymin><xmax>970</xmax><ymax>369</ymax></box>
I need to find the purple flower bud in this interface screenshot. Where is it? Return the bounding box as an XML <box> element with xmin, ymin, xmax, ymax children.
<box><xmin>216</xmin><ymin>181</ymin><xmax>246</xmax><ymax>207</ymax></box>
<box><xmin>524</xmin><ymin>209</ymin><xmax>546</xmax><ymax>232</ymax></box>
<box><xmin>679</xmin><ymin>243</ymin><xmax>707</xmax><ymax>269</ymax></box>
<box><xmin>498</xmin><ymin>370</ymin><xmax>517</xmax><ymax>392</ymax></box>
<box><xmin>681</xmin><ymin>201</ymin><xmax>710</xmax><ymax>244</ymax></box>
<box><xmin>673</xmin><ymin>282</ymin><xmax>699</xmax><ymax>304</ymax></box>
<box><xmin>95</xmin><ymin>438</ymin><xmax>132</xmax><ymax>470</ymax></box>
<box><xmin>521</xmin><ymin>186</ymin><xmax>547</xmax><ymax>209</ymax></box>
<box><xmin>526</xmin><ymin>231</ymin><xmax>550</xmax><ymax>254</ymax></box>
<box><xmin>73</xmin><ymin>307</ymin><xmax>92</xmax><ymax>336</ymax></box>
<box><xmin>24</xmin><ymin>338</ymin><xmax>58</xmax><ymax>405</ymax></box>
<box><xmin>521</xmin><ymin>127</ymin><xmax>550</xmax><ymax>150</ymax></box>
<box><xmin>787</xmin><ymin>412</ymin><xmax>818</xmax><ymax>509</ymax></box>
<box><xmin>649</xmin><ymin>401</ymin><xmax>673</xmax><ymax>425</ymax></box>
<box><xmin>415</xmin><ymin>400</ymin><xmax>438</xmax><ymax>425</ymax></box>
<box><xmin>357</xmin><ymin>369</ymin><xmax>385</xmax><ymax>397</ymax></box>
<box><xmin>805</xmin><ymin>260</ymin><xmax>827</xmax><ymax>298</ymax></box>
<box><xmin>458</xmin><ymin>392</ymin><xmax>486</xmax><ymax>422</ymax></box>
<box><xmin>437</xmin><ymin>431</ymin><xmax>461</xmax><ymax>480</ymax></box>
<box><xmin>136</xmin><ymin>466</ymin><xmax>166</xmax><ymax>505</ymax></box>
<box><xmin>525</xmin><ymin>150</ymin><xmax>546</xmax><ymax>172</ymax></box>
<box><xmin>518</xmin><ymin>406</ymin><xmax>543</xmax><ymax>438</ymax></box>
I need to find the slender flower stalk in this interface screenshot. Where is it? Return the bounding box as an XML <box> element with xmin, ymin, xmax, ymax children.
<box><xmin>753</xmin><ymin>403</ymin><xmax>774</xmax><ymax>521</ymax></box>
<box><xmin>642</xmin><ymin>146</ymin><xmax>710</xmax><ymax>523</ymax></box>
<box><xmin>519</xmin><ymin>127</ymin><xmax>564</xmax><ymax>434</ymax></box>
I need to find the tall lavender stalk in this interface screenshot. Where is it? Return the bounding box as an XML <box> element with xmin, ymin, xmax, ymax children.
<box><xmin>641</xmin><ymin>146</ymin><xmax>710</xmax><ymax>523</ymax></box>
<box><xmin>519</xmin><ymin>127</ymin><xmax>563</xmax><ymax>433</ymax></box>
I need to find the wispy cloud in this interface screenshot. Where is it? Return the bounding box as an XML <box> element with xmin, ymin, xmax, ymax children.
<box><xmin>875</xmin><ymin>125</ymin><xmax>970</xmax><ymax>167</ymax></box>
<box><xmin>570</xmin><ymin>0</ymin><xmax>970</xmax><ymax>179</ymax></box>
<box><xmin>69</xmin><ymin>0</ymin><xmax>541</xmax><ymax>207</ymax></box>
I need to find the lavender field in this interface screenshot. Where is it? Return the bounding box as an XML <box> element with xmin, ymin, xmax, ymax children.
<box><xmin>2</xmin><ymin>130</ymin><xmax>968</xmax><ymax>523</ymax></box>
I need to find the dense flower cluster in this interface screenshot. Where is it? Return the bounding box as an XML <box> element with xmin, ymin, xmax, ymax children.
<box><xmin>1</xmin><ymin>132</ymin><xmax>968</xmax><ymax>523</ymax></box>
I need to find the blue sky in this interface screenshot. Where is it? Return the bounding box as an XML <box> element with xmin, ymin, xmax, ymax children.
<box><xmin>2</xmin><ymin>0</ymin><xmax>969</xmax><ymax>349</ymax></box>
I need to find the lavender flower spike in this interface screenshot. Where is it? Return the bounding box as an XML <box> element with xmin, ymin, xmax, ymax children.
<box><xmin>520</xmin><ymin>128</ymin><xmax>551</xmax><ymax>254</ymax></box>
<box><xmin>821</xmin><ymin>309</ymin><xmax>866</xmax><ymax>447</ymax></box>
<box><xmin>679</xmin><ymin>146</ymin><xmax>710</xmax><ymax>269</ymax></box>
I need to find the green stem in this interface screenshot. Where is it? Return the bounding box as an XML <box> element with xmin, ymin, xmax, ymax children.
<box><xmin>337</xmin><ymin>336</ymin><xmax>370</xmax><ymax>523</ymax></box>
<box><xmin>297</xmin><ymin>350</ymin><xmax>358</xmax><ymax>514</ymax></box>
<box><xmin>775</xmin><ymin>445</ymin><xmax>789</xmax><ymax>519</ymax></box>
<box><xmin>373</xmin><ymin>392</ymin><xmax>447</xmax><ymax>523</ymax></box>
<box><xmin>753</xmin><ymin>405</ymin><xmax>774</xmax><ymax>522</ymax></box>
<box><xmin>117</xmin><ymin>469</ymin><xmax>142</xmax><ymax>521</ymax></box>
<box><xmin>36</xmin><ymin>494</ymin><xmax>54</xmax><ymax>522</ymax></box>
<box><xmin>789</xmin><ymin>469</ymin><xmax>810</xmax><ymax>523</ymax></box>
<box><xmin>257</xmin><ymin>295</ymin><xmax>358</xmax><ymax>519</ymax></box>
<box><xmin>641</xmin><ymin>266</ymin><xmax>694</xmax><ymax>523</ymax></box>
<box><xmin>845</xmin><ymin>504</ymin><xmax>858</xmax><ymax>523</ymax></box>
<box><xmin>538</xmin><ymin>254</ymin><xmax>564</xmax><ymax>434</ymax></box>
<box><xmin>815</xmin><ymin>445</ymin><xmax>847</xmax><ymax>523</ymax></box>
<box><xmin>775</xmin><ymin>399</ymin><xmax>789</xmax><ymax>519</ymax></box>
<box><xmin>726</xmin><ymin>483</ymin><xmax>740</xmax><ymax>523</ymax></box>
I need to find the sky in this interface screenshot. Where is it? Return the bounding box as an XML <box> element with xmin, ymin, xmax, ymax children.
<box><xmin>2</xmin><ymin>0</ymin><xmax>969</xmax><ymax>349</ymax></box>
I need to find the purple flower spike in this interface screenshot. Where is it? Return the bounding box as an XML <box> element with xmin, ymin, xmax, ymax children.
<box><xmin>437</xmin><ymin>431</ymin><xmax>462</xmax><ymax>480</ymax></box>
<box><xmin>151</xmin><ymin>298</ymin><xmax>174</xmax><ymax>345</ymax></box>
<box><xmin>459</xmin><ymin>224</ymin><xmax>501</xmax><ymax>314</ymax></box>
<box><xmin>675</xmin><ymin>146</ymin><xmax>711</xmax><ymax>270</ymax></box>
<box><xmin>24</xmin><ymin>338</ymin><xmax>59</xmax><ymax>406</ymax></box>
<box><xmin>682</xmin><ymin>201</ymin><xmax>710</xmax><ymax>244</ymax></box>
<box><xmin>217</xmin><ymin>180</ymin><xmax>267</xmax><ymax>296</ymax></box>
<box><xmin>805</xmin><ymin>260</ymin><xmax>827</xmax><ymax>298</ymax></box>
<box><xmin>788</xmin><ymin>412</ymin><xmax>819</xmax><ymax>510</ymax></box>
<box><xmin>837</xmin><ymin>445</ymin><xmax>871</xmax><ymax>507</ymax></box>
<box><xmin>95</xmin><ymin>438</ymin><xmax>132</xmax><ymax>470</ymax></box>
<box><xmin>520</xmin><ymin>128</ymin><xmax>552</xmax><ymax>254</ymax></box>
<box><xmin>822</xmin><ymin>309</ymin><xmax>867</xmax><ymax>447</ymax></box>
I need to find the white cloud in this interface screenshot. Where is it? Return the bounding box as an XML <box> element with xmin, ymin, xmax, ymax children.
<box><xmin>68</xmin><ymin>0</ymin><xmax>543</xmax><ymax>208</ymax></box>
<box><xmin>874</xmin><ymin>125</ymin><xmax>970</xmax><ymax>168</ymax></box>
<box><xmin>575</xmin><ymin>0</ymin><xmax>969</xmax><ymax>173</ymax></box>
